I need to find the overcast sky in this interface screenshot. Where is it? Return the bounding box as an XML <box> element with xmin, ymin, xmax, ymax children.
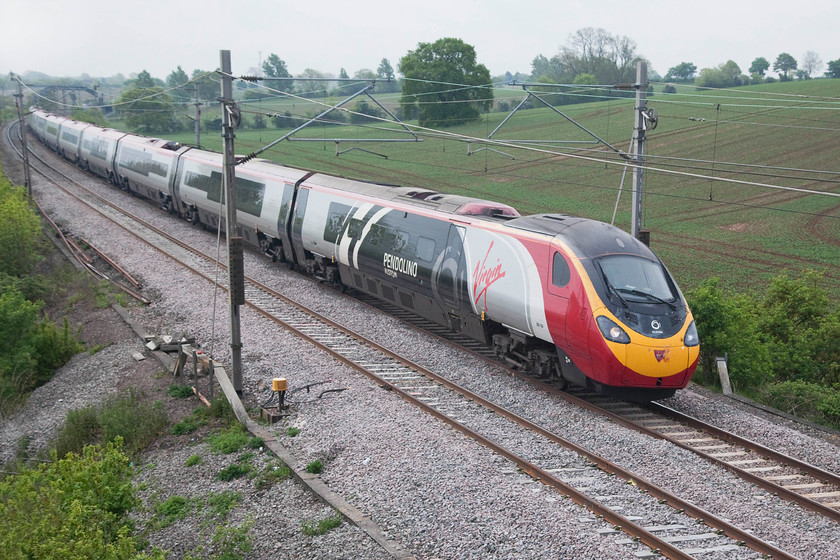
<box><xmin>3</xmin><ymin>0</ymin><xmax>838</xmax><ymax>82</ymax></box>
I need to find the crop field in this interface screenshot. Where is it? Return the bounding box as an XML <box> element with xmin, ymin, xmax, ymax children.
<box><xmin>166</xmin><ymin>79</ymin><xmax>840</xmax><ymax>297</ymax></box>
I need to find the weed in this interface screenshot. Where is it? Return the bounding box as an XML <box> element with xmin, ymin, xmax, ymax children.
<box><xmin>209</xmin><ymin>520</ymin><xmax>253</xmax><ymax>559</ymax></box>
<box><xmin>247</xmin><ymin>436</ymin><xmax>264</xmax><ymax>449</ymax></box>
<box><xmin>216</xmin><ymin>462</ymin><xmax>251</xmax><ymax>481</ymax></box>
<box><xmin>286</xmin><ymin>426</ymin><xmax>300</xmax><ymax>437</ymax></box>
<box><xmin>305</xmin><ymin>459</ymin><xmax>323</xmax><ymax>474</ymax></box>
<box><xmin>167</xmin><ymin>384</ymin><xmax>195</xmax><ymax>399</ymax></box>
<box><xmin>204</xmin><ymin>490</ymin><xmax>242</xmax><ymax>519</ymax></box>
<box><xmin>154</xmin><ymin>495</ymin><xmax>192</xmax><ymax>528</ymax></box>
<box><xmin>208</xmin><ymin>396</ymin><xmax>235</xmax><ymax>422</ymax></box>
<box><xmin>171</xmin><ymin>419</ymin><xmax>200</xmax><ymax>435</ymax></box>
<box><xmin>254</xmin><ymin>460</ymin><xmax>291</xmax><ymax>489</ymax></box>
<box><xmin>185</xmin><ymin>454</ymin><xmax>203</xmax><ymax>467</ymax></box>
<box><xmin>206</xmin><ymin>425</ymin><xmax>250</xmax><ymax>454</ymax></box>
<box><xmin>301</xmin><ymin>512</ymin><xmax>342</xmax><ymax>536</ymax></box>
<box><xmin>88</xmin><ymin>343</ymin><xmax>109</xmax><ymax>355</ymax></box>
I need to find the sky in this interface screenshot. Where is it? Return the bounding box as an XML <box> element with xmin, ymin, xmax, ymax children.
<box><xmin>3</xmin><ymin>0</ymin><xmax>839</xmax><ymax>83</ymax></box>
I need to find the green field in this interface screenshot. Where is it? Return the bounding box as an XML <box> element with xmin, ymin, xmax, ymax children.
<box><xmin>165</xmin><ymin>80</ymin><xmax>840</xmax><ymax>297</ymax></box>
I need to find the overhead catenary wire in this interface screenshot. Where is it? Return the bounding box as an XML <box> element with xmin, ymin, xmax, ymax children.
<box><xmin>226</xmin><ymin>72</ymin><xmax>840</xmax><ymax>205</ymax></box>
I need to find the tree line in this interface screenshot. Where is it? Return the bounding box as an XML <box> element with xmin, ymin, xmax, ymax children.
<box><xmin>665</xmin><ymin>51</ymin><xmax>840</xmax><ymax>88</ymax></box>
<box><xmin>21</xmin><ymin>29</ymin><xmax>840</xmax><ymax>134</ymax></box>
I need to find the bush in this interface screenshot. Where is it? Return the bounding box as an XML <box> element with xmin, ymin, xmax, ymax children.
<box><xmin>761</xmin><ymin>380</ymin><xmax>840</xmax><ymax>429</ymax></box>
<box><xmin>0</xmin><ymin>440</ymin><xmax>142</xmax><ymax>559</ymax></box>
<box><xmin>0</xmin><ymin>178</ymin><xmax>43</xmax><ymax>277</ymax></box>
<box><xmin>0</xmin><ymin>286</ymin><xmax>84</xmax><ymax>415</ymax></box>
<box><xmin>53</xmin><ymin>390</ymin><xmax>168</xmax><ymax>458</ymax></box>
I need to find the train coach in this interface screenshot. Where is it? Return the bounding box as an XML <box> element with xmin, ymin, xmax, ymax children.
<box><xmin>27</xmin><ymin>109</ymin><xmax>699</xmax><ymax>400</ymax></box>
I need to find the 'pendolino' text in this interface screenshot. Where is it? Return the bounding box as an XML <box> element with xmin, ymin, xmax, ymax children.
<box><xmin>383</xmin><ymin>252</ymin><xmax>418</xmax><ymax>278</ymax></box>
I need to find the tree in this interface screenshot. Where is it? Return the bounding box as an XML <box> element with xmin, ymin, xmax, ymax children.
<box><xmin>399</xmin><ymin>37</ymin><xmax>492</xmax><ymax>127</ymax></box>
<box><xmin>296</xmin><ymin>68</ymin><xmax>325</xmax><ymax>97</ymax></box>
<box><xmin>190</xmin><ymin>69</ymin><xmax>219</xmax><ymax>102</ymax></box>
<box><xmin>801</xmin><ymin>50</ymin><xmax>822</xmax><ymax>78</ymax></box>
<box><xmin>665</xmin><ymin>62</ymin><xmax>697</xmax><ymax>82</ymax></box>
<box><xmin>377</xmin><ymin>58</ymin><xmax>395</xmax><ymax>81</ymax></box>
<box><xmin>377</xmin><ymin>58</ymin><xmax>399</xmax><ymax>93</ymax></box>
<box><xmin>353</xmin><ymin>68</ymin><xmax>376</xmax><ymax>80</ymax></box>
<box><xmin>166</xmin><ymin>66</ymin><xmax>190</xmax><ymax>101</ymax></box>
<box><xmin>773</xmin><ymin>52</ymin><xmax>797</xmax><ymax>81</ymax></box>
<box><xmin>749</xmin><ymin>57</ymin><xmax>770</xmax><ymax>77</ymax></box>
<box><xmin>118</xmin><ymin>85</ymin><xmax>178</xmax><ymax>133</ymax></box>
<box><xmin>127</xmin><ymin>70</ymin><xmax>158</xmax><ymax>89</ymax></box>
<box><xmin>827</xmin><ymin>59</ymin><xmax>840</xmax><ymax>78</ymax></box>
<box><xmin>558</xmin><ymin>27</ymin><xmax>641</xmax><ymax>84</ymax></box>
<box><xmin>338</xmin><ymin>68</ymin><xmax>349</xmax><ymax>80</ymax></box>
<box><xmin>694</xmin><ymin>60</ymin><xmax>745</xmax><ymax>89</ymax></box>
<box><xmin>262</xmin><ymin>53</ymin><xmax>293</xmax><ymax>92</ymax></box>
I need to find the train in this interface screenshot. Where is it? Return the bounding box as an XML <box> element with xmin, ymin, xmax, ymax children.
<box><xmin>27</xmin><ymin>109</ymin><xmax>699</xmax><ymax>401</ymax></box>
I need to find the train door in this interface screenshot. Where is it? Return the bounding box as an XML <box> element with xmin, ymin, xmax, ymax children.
<box><xmin>432</xmin><ymin>224</ymin><xmax>468</xmax><ymax>312</ymax></box>
<box><xmin>290</xmin><ymin>188</ymin><xmax>309</xmax><ymax>265</ymax></box>
<box><xmin>275</xmin><ymin>182</ymin><xmax>295</xmax><ymax>260</ymax></box>
<box><xmin>546</xmin><ymin>238</ymin><xmax>571</xmax><ymax>345</ymax></box>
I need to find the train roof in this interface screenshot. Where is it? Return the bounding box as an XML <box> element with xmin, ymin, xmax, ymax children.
<box><xmin>506</xmin><ymin>214</ymin><xmax>654</xmax><ymax>259</ymax></box>
<box><xmin>306</xmin><ymin>173</ymin><xmax>520</xmax><ymax>219</ymax></box>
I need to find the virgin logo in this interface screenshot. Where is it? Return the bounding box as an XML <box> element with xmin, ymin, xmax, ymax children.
<box><xmin>473</xmin><ymin>241</ymin><xmax>506</xmax><ymax>310</ymax></box>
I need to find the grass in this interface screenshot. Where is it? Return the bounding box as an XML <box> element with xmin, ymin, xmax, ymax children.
<box><xmin>301</xmin><ymin>512</ymin><xmax>343</xmax><ymax>536</ymax></box>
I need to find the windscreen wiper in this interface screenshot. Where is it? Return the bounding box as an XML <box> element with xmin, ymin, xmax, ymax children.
<box><xmin>616</xmin><ymin>287</ymin><xmax>677</xmax><ymax>310</ymax></box>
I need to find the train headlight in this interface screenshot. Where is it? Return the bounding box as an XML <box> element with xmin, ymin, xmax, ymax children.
<box><xmin>596</xmin><ymin>316</ymin><xmax>631</xmax><ymax>344</ymax></box>
<box><xmin>684</xmin><ymin>321</ymin><xmax>699</xmax><ymax>347</ymax></box>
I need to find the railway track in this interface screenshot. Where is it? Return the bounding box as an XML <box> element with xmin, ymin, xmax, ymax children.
<box><xmin>355</xmin><ymin>285</ymin><xmax>840</xmax><ymax>524</ymax></box>
<box><xmin>5</xmin><ymin>119</ymin><xmax>816</xmax><ymax>558</ymax></box>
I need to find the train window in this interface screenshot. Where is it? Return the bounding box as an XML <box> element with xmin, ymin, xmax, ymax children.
<box><xmin>236</xmin><ymin>177</ymin><xmax>265</xmax><ymax>217</ymax></box>
<box><xmin>184</xmin><ymin>168</ymin><xmax>223</xmax><ymax>203</ymax></box>
<box><xmin>120</xmin><ymin>147</ymin><xmax>168</xmax><ymax>178</ymax></box>
<box><xmin>369</xmin><ymin>224</ymin><xmax>384</xmax><ymax>246</ymax></box>
<box><xmin>415</xmin><ymin>236</ymin><xmax>436</xmax><ymax>262</ymax></box>
<box><xmin>323</xmin><ymin>202</ymin><xmax>351</xmax><ymax>243</ymax></box>
<box><xmin>599</xmin><ymin>255</ymin><xmax>675</xmax><ymax>302</ymax></box>
<box><xmin>348</xmin><ymin>218</ymin><xmax>364</xmax><ymax>240</ymax></box>
<box><xmin>391</xmin><ymin>230</ymin><xmax>409</xmax><ymax>253</ymax></box>
<box><xmin>552</xmin><ymin>252</ymin><xmax>570</xmax><ymax>288</ymax></box>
